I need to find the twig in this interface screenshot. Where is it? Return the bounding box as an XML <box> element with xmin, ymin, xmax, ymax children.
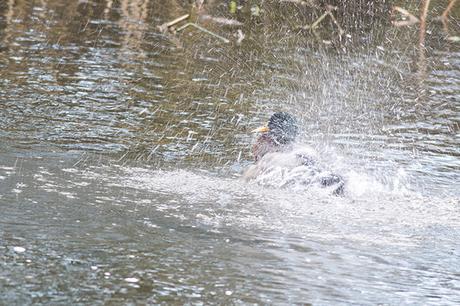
<box><xmin>391</xmin><ymin>6</ymin><xmax>419</xmax><ymax>27</ymax></box>
<box><xmin>200</xmin><ymin>15</ymin><xmax>243</xmax><ymax>26</ymax></box>
<box><xmin>419</xmin><ymin>0</ymin><xmax>430</xmax><ymax>48</ymax></box>
<box><xmin>302</xmin><ymin>5</ymin><xmax>339</xmax><ymax>31</ymax></box>
<box><xmin>442</xmin><ymin>0</ymin><xmax>457</xmax><ymax>20</ymax></box>
<box><xmin>327</xmin><ymin>11</ymin><xmax>344</xmax><ymax>36</ymax></box>
<box><xmin>165</xmin><ymin>14</ymin><xmax>190</xmax><ymax>28</ymax></box>
<box><xmin>302</xmin><ymin>11</ymin><xmax>329</xmax><ymax>30</ymax></box>
<box><xmin>157</xmin><ymin>14</ymin><xmax>190</xmax><ymax>32</ymax></box>
<box><xmin>236</xmin><ymin>29</ymin><xmax>245</xmax><ymax>44</ymax></box>
<box><xmin>441</xmin><ymin>0</ymin><xmax>457</xmax><ymax>33</ymax></box>
<box><xmin>417</xmin><ymin>0</ymin><xmax>431</xmax><ymax>79</ymax></box>
<box><xmin>280</xmin><ymin>0</ymin><xmax>305</xmax><ymax>4</ymax></box>
<box><xmin>176</xmin><ymin>22</ymin><xmax>230</xmax><ymax>43</ymax></box>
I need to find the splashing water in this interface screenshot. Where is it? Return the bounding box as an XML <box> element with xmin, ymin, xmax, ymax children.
<box><xmin>0</xmin><ymin>0</ymin><xmax>459</xmax><ymax>304</ymax></box>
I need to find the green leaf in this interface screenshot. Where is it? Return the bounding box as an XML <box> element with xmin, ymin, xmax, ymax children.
<box><xmin>229</xmin><ymin>1</ymin><xmax>237</xmax><ymax>14</ymax></box>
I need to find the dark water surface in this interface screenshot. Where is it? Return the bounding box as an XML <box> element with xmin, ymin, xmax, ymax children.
<box><xmin>1</xmin><ymin>0</ymin><xmax>459</xmax><ymax>304</ymax></box>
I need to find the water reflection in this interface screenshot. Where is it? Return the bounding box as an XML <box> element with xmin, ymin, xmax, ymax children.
<box><xmin>0</xmin><ymin>0</ymin><xmax>459</xmax><ymax>304</ymax></box>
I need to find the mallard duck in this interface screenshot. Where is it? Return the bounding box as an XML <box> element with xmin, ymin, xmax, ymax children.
<box><xmin>246</xmin><ymin>112</ymin><xmax>345</xmax><ymax>195</ymax></box>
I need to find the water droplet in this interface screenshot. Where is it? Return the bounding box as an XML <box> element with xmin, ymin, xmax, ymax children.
<box><xmin>124</xmin><ymin>277</ymin><xmax>139</xmax><ymax>283</ymax></box>
<box><xmin>13</xmin><ymin>246</ymin><xmax>26</xmax><ymax>253</ymax></box>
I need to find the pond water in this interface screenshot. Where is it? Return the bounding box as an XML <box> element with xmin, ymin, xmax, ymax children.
<box><xmin>0</xmin><ymin>0</ymin><xmax>459</xmax><ymax>304</ymax></box>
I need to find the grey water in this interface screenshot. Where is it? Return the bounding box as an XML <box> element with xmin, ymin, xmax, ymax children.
<box><xmin>0</xmin><ymin>0</ymin><xmax>459</xmax><ymax>304</ymax></box>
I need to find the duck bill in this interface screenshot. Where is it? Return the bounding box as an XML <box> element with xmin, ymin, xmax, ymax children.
<box><xmin>251</xmin><ymin>125</ymin><xmax>269</xmax><ymax>133</ymax></box>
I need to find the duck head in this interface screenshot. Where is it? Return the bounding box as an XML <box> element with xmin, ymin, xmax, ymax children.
<box><xmin>252</xmin><ymin>112</ymin><xmax>299</xmax><ymax>161</ymax></box>
<box><xmin>253</xmin><ymin>112</ymin><xmax>299</xmax><ymax>145</ymax></box>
